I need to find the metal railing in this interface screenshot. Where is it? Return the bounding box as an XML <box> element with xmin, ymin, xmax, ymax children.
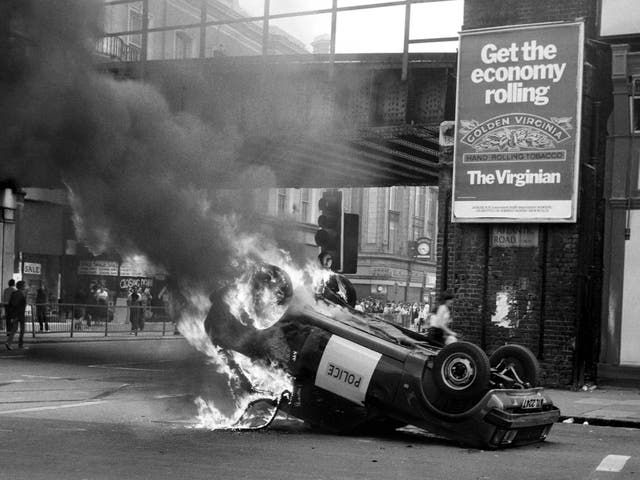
<box><xmin>96</xmin><ymin>36</ymin><xmax>141</xmax><ymax>62</ymax></box>
<box><xmin>5</xmin><ymin>303</ymin><xmax>178</xmax><ymax>338</ymax></box>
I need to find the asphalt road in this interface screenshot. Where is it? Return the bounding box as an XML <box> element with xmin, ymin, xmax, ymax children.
<box><xmin>1</xmin><ymin>339</ymin><xmax>638</xmax><ymax>480</ymax></box>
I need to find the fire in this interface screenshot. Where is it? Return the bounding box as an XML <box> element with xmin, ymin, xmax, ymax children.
<box><xmin>178</xmin><ymin>225</ymin><xmax>334</xmax><ymax>431</ymax></box>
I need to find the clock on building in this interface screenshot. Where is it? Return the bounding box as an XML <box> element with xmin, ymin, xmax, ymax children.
<box><xmin>415</xmin><ymin>238</ymin><xmax>431</xmax><ymax>258</ymax></box>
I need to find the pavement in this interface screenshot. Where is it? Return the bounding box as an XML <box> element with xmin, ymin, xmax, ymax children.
<box><xmin>6</xmin><ymin>331</ymin><xmax>640</xmax><ymax>429</ymax></box>
<box><xmin>547</xmin><ymin>385</ymin><xmax>640</xmax><ymax>428</ymax></box>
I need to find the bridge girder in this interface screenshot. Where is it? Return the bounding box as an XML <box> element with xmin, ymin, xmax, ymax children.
<box><xmin>100</xmin><ymin>52</ymin><xmax>457</xmax><ymax>188</ymax></box>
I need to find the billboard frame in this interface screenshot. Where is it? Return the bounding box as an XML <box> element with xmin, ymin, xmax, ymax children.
<box><xmin>452</xmin><ymin>21</ymin><xmax>584</xmax><ymax>223</ymax></box>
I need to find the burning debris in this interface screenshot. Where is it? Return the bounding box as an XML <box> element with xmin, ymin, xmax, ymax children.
<box><xmin>0</xmin><ymin>0</ymin><xmax>321</xmax><ymax>429</ymax></box>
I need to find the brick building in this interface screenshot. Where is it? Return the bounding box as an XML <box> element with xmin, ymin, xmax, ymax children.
<box><xmin>439</xmin><ymin>0</ymin><xmax>612</xmax><ymax>387</ymax></box>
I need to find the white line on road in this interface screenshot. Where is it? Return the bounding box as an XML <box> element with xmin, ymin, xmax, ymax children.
<box><xmin>88</xmin><ymin>364</ymin><xmax>164</xmax><ymax>372</ymax></box>
<box><xmin>596</xmin><ymin>455</ymin><xmax>631</xmax><ymax>472</ymax></box>
<box><xmin>0</xmin><ymin>400</ymin><xmax>107</xmax><ymax>415</ymax></box>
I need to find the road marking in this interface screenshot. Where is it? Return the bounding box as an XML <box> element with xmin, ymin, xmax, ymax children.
<box><xmin>596</xmin><ymin>455</ymin><xmax>631</xmax><ymax>472</ymax></box>
<box><xmin>88</xmin><ymin>364</ymin><xmax>164</xmax><ymax>372</ymax></box>
<box><xmin>22</xmin><ymin>375</ymin><xmax>63</xmax><ymax>379</ymax></box>
<box><xmin>0</xmin><ymin>400</ymin><xmax>106</xmax><ymax>415</ymax></box>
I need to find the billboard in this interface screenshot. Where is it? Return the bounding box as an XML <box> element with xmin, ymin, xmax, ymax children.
<box><xmin>453</xmin><ymin>22</ymin><xmax>584</xmax><ymax>222</ymax></box>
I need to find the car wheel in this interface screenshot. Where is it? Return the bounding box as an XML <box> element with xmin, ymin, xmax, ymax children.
<box><xmin>489</xmin><ymin>344</ymin><xmax>540</xmax><ymax>387</ymax></box>
<box><xmin>432</xmin><ymin>341</ymin><xmax>491</xmax><ymax>399</ymax></box>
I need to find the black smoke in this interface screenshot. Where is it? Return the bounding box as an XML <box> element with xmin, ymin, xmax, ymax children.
<box><xmin>0</xmin><ymin>0</ymin><xmax>292</xmax><ymax>290</ymax></box>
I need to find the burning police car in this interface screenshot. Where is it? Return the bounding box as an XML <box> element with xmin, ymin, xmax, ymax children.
<box><xmin>204</xmin><ymin>264</ymin><xmax>559</xmax><ymax>449</ymax></box>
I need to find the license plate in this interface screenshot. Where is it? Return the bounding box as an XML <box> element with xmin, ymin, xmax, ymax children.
<box><xmin>521</xmin><ymin>397</ymin><xmax>543</xmax><ymax>409</ymax></box>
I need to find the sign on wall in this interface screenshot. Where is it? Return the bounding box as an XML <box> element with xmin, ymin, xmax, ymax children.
<box><xmin>78</xmin><ymin>260</ymin><xmax>118</xmax><ymax>276</ymax></box>
<box><xmin>491</xmin><ymin>225</ymin><xmax>539</xmax><ymax>248</ymax></box>
<box><xmin>453</xmin><ymin>22</ymin><xmax>584</xmax><ymax>223</ymax></box>
<box><xmin>23</xmin><ymin>262</ymin><xmax>42</xmax><ymax>275</ymax></box>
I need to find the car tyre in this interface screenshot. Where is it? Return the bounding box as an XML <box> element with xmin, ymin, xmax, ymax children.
<box><xmin>433</xmin><ymin>341</ymin><xmax>491</xmax><ymax>399</ymax></box>
<box><xmin>489</xmin><ymin>344</ymin><xmax>540</xmax><ymax>387</ymax></box>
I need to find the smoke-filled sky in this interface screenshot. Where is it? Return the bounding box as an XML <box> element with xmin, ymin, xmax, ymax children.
<box><xmin>0</xmin><ymin>0</ymin><xmax>301</xmax><ymax>290</ymax></box>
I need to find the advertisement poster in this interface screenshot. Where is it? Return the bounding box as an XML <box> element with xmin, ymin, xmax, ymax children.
<box><xmin>453</xmin><ymin>22</ymin><xmax>584</xmax><ymax>222</ymax></box>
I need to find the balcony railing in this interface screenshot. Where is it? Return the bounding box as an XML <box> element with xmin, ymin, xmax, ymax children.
<box><xmin>96</xmin><ymin>36</ymin><xmax>141</xmax><ymax>62</ymax></box>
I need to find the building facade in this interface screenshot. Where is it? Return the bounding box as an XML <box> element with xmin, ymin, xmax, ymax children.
<box><xmin>255</xmin><ymin>186</ymin><xmax>438</xmax><ymax>305</ymax></box>
<box><xmin>600</xmin><ymin>33</ymin><xmax>640</xmax><ymax>382</ymax></box>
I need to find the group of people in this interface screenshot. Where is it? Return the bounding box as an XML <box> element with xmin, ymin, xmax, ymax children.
<box><xmin>354</xmin><ymin>292</ymin><xmax>458</xmax><ymax>346</ymax></box>
<box><xmin>355</xmin><ymin>298</ymin><xmax>432</xmax><ymax>328</ymax></box>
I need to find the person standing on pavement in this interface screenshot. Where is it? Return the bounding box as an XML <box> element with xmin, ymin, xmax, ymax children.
<box><xmin>6</xmin><ymin>280</ymin><xmax>27</xmax><ymax>350</ymax></box>
<box><xmin>2</xmin><ymin>279</ymin><xmax>16</xmax><ymax>333</ymax></box>
<box><xmin>36</xmin><ymin>282</ymin><xmax>49</xmax><ymax>332</ymax></box>
<box><xmin>128</xmin><ymin>287</ymin><xmax>141</xmax><ymax>334</ymax></box>
<box><xmin>426</xmin><ymin>291</ymin><xmax>457</xmax><ymax>346</ymax></box>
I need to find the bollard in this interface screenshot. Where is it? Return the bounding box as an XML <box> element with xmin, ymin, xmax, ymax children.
<box><xmin>30</xmin><ymin>304</ymin><xmax>36</xmax><ymax>338</ymax></box>
<box><xmin>104</xmin><ymin>303</ymin><xmax>109</xmax><ymax>337</ymax></box>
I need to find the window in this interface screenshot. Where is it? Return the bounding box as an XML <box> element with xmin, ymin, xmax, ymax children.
<box><xmin>414</xmin><ymin>187</ymin><xmax>426</xmax><ymax>219</ymax></box>
<box><xmin>412</xmin><ymin>219</ymin><xmax>424</xmax><ymax>240</ymax></box>
<box><xmin>277</xmin><ymin>189</ymin><xmax>287</xmax><ymax>217</ymax></box>
<box><xmin>631</xmin><ymin>78</ymin><xmax>640</xmax><ymax>134</ymax></box>
<box><xmin>388</xmin><ymin>211</ymin><xmax>399</xmax><ymax>253</ymax></box>
<box><xmin>388</xmin><ymin>186</ymin><xmax>398</xmax><ymax>212</ymax></box>
<box><xmin>300</xmin><ymin>189</ymin><xmax>310</xmax><ymax>223</ymax></box>
<box><xmin>175</xmin><ymin>31</ymin><xmax>193</xmax><ymax>59</ymax></box>
<box><xmin>366</xmin><ymin>188</ymin><xmax>378</xmax><ymax>244</ymax></box>
<box><xmin>128</xmin><ymin>7</ymin><xmax>142</xmax><ymax>48</ymax></box>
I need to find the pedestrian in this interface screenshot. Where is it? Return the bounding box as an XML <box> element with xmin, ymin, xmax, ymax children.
<box><xmin>2</xmin><ymin>279</ymin><xmax>17</xmax><ymax>333</ymax></box>
<box><xmin>426</xmin><ymin>291</ymin><xmax>457</xmax><ymax>347</ymax></box>
<box><xmin>128</xmin><ymin>287</ymin><xmax>141</xmax><ymax>334</ymax></box>
<box><xmin>36</xmin><ymin>282</ymin><xmax>49</xmax><ymax>332</ymax></box>
<box><xmin>140</xmin><ymin>287</ymin><xmax>152</xmax><ymax>330</ymax></box>
<box><xmin>6</xmin><ymin>280</ymin><xmax>27</xmax><ymax>350</ymax></box>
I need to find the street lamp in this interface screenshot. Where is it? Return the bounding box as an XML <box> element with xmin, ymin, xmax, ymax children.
<box><xmin>1</xmin><ymin>188</ymin><xmax>17</xmax><ymax>300</ymax></box>
<box><xmin>1</xmin><ymin>187</ymin><xmax>16</xmax><ymax>223</ymax></box>
<box><xmin>1</xmin><ymin>206</ymin><xmax>15</xmax><ymax>223</ymax></box>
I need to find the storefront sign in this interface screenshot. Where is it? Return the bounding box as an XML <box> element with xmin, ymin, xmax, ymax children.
<box><xmin>491</xmin><ymin>225</ymin><xmax>539</xmax><ymax>247</ymax></box>
<box><xmin>453</xmin><ymin>22</ymin><xmax>584</xmax><ymax>222</ymax></box>
<box><xmin>78</xmin><ymin>260</ymin><xmax>119</xmax><ymax>276</ymax></box>
<box><xmin>119</xmin><ymin>277</ymin><xmax>153</xmax><ymax>292</ymax></box>
<box><xmin>23</xmin><ymin>262</ymin><xmax>41</xmax><ymax>275</ymax></box>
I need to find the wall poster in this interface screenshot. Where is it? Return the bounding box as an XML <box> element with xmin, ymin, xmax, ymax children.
<box><xmin>453</xmin><ymin>22</ymin><xmax>584</xmax><ymax>222</ymax></box>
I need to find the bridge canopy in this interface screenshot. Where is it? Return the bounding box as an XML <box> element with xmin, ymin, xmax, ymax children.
<box><xmin>103</xmin><ymin>52</ymin><xmax>456</xmax><ymax>187</ymax></box>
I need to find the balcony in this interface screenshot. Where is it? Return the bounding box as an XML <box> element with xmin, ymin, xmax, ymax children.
<box><xmin>95</xmin><ymin>36</ymin><xmax>141</xmax><ymax>63</ymax></box>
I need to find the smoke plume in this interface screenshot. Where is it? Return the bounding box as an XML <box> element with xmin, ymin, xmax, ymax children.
<box><xmin>0</xmin><ymin>0</ymin><xmax>302</xmax><ymax>290</ymax></box>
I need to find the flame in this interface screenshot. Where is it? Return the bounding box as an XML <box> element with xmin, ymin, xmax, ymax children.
<box><xmin>176</xmin><ymin>285</ymin><xmax>293</xmax><ymax>430</ymax></box>
<box><xmin>172</xmin><ymin>218</ymin><xmax>336</xmax><ymax>430</ymax></box>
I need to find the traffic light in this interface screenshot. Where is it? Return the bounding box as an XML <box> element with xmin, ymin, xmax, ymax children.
<box><xmin>315</xmin><ymin>190</ymin><xmax>342</xmax><ymax>271</ymax></box>
<box><xmin>315</xmin><ymin>190</ymin><xmax>359</xmax><ymax>274</ymax></box>
<box><xmin>341</xmin><ymin>213</ymin><xmax>359</xmax><ymax>274</ymax></box>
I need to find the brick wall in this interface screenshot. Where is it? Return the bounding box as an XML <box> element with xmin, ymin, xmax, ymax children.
<box><xmin>437</xmin><ymin>0</ymin><xmax>610</xmax><ymax>387</ymax></box>
<box><xmin>464</xmin><ymin>0</ymin><xmax>599</xmax><ymax>37</ymax></box>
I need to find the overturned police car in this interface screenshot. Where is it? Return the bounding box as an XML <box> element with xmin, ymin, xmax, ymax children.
<box><xmin>204</xmin><ymin>264</ymin><xmax>560</xmax><ymax>449</ymax></box>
